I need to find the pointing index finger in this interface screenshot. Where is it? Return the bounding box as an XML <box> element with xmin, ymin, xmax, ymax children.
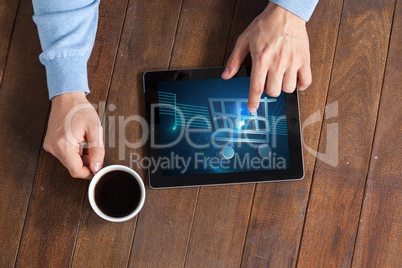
<box><xmin>248</xmin><ymin>61</ymin><xmax>268</xmax><ymax>113</ymax></box>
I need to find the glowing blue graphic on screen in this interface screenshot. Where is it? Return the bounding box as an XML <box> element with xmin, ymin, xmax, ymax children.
<box><xmin>157</xmin><ymin>77</ymin><xmax>290</xmax><ymax>176</ymax></box>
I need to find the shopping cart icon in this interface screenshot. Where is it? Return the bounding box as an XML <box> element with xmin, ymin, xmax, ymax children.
<box><xmin>208</xmin><ymin>97</ymin><xmax>278</xmax><ymax>159</ymax></box>
<box><xmin>157</xmin><ymin>91</ymin><xmax>285</xmax><ymax>159</ymax></box>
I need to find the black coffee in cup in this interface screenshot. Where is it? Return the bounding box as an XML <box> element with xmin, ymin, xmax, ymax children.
<box><xmin>94</xmin><ymin>170</ymin><xmax>141</xmax><ymax>217</ymax></box>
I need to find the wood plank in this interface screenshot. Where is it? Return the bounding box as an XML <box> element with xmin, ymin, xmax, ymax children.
<box><xmin>297</xmin><ymin>0</ymin><xmax>396</xmax><ymax>266</ymax></box>
<box><xmin>169</xmin><ymin>0</ymin><xmax>236</xmax><ymax>69</ymax></box>
<box><xmin>72</xmin><ymin>1</ymin><xmax>185</xmax><ymax>267</ymax></box>
<box><xmin>0</xmin><ymin>0</ymin><xmax>49</xmax><ymax>266</ymax></box>
<box><xmin>185</xmin><ymin>185</ymin><xmax>254</xmax><ymax>268</ymax></box>
<box><xmin>352</xmin><ymin>1</ymin><xmax>402</xmax><ymax>266</ymax></box>
<box><xmin>182</xmin><ymin>1</ymin><xmax>261</xmax><ymax>267</ymax></box>
<box><xmin>15</xmin><ymin>0</ymin><xmax>128</xmax><ymax>267</ymax></box>
<box><xmin>128</xmin><ymin>0</ymin><xmax>243</xmax><ymax>266</ymax></box>
<box><xmin>0</xmin><ymin>0</ymin><xmax>20</xmax><ymax>83</ymax></box>
<box><xmin>239</xmin><ymin>0</ymin><xmax>344</xmax><ymax>266</ymax></box>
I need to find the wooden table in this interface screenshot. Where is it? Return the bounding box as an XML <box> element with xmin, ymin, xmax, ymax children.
<box><xmin>0</xmin><ymin>0</ymin><xmax>400</xmax><ymax>267</ymax></box>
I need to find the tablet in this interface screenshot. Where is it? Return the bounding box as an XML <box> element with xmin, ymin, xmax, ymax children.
<box><xmin>143</xmin><ymin>66</ymin><xmax>303</xmax><ymax>188</ymax></box>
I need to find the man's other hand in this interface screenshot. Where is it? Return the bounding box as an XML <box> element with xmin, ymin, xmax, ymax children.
<box><xmin>43</xmin><ymin>92</ymin><xmax>105</xmax><ymax>179</ymax></box>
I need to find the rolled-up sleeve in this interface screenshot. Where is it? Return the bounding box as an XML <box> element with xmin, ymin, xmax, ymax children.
<box><xmin>270</xmin><ymin>0</ymin><xmax>319</xmax><ymax>21</ymax></box>
<box><xmin>32</xmin><ymin>0</ymin><xmax>99</xmax><ymax>99</ymax></box>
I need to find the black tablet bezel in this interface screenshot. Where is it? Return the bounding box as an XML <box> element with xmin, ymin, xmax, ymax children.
<box><xmin>143</xmin><ymin>66</ymin><xmax>304</xmax><ymax>188</ymax></box>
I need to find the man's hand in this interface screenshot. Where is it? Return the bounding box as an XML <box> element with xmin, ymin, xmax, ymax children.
<box><xmin>43</xmin><ymin>92</ymin><xmax>105</xmax><ymax>179</ymax></box>
<box><xmin>222</xmin><ymin>3</ymin><xmax>312</xmax><ymax>113</ymax></box>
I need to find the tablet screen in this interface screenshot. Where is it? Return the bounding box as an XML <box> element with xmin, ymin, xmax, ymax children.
<box><xmin>144</xmin><ymin>67</ymin><xmax>303</xmax><ymax>188</ymax></box>
<box><xmin>157</xmin><ymin>77</ymin><xmax>289</xmax><ymax>176</ymax></box>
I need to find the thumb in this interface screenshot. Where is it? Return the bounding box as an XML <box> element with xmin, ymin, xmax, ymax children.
<box><xmin>86</xmin><ymin>124</ymin><xmax>105</xmax><ymax>173</ymax></box>
<box><xmin>222</xmin><ymin>35</ymin><xmax>249</xmax><ymax>79</ymax></box>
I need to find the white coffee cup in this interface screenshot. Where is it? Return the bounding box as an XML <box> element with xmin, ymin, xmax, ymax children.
<box><xmin>88</xmin><ymin>165</ymin><xmax>146</xmax><ymax>222</ymax></box>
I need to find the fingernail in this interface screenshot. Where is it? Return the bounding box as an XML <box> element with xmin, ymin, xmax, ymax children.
<box><xmin>222</xmin><ymin>68</ymin><xmax>230</xmax><ymax>77</ymax></box>
<box><xmin>92</xmin><ymin>162</ymin><xmax>102</xmax><ymax>173</ymax></box>
<box><xmin>249</xmin><ymin>108</ymin><xmax>257</xmax><ymax>115</ymax></box>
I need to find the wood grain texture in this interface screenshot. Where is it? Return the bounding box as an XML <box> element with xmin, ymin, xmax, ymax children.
<box><xmin>0</xmin><ymin>0</ymin><xmax>400</xmax><ymax>266</ymax></box>
<box><xmin>70</xmin><ymin>1</ymin><xmax>137</xmax><ymax>268</ymax></box>
<box><xmin>297</xmin><ymin>0</ymin><xmax>396</xmax><ymax>266</ymax></box>
<box><xmin>0</xmin><ymin>0</ymin><xmax>49</xmax><ymax>266</ymax></box>
<box><xmin>15</xmin><ymin>0</ymin><xmax>128</xmax><ymax>267</ymax></box>
<box><xmin>170</xmin><ymin>0</ymin><xmax>235</xmax><ymax>69</ymax></box>
<box><xmin>238</xmin><ymin>0</ymin><xmax>344</xmax><ymax>266</ymax></box>
<box><xmin>128</xmin><ymin>0</ymin><xmax>245</xmax><ymax>266</ymax></box>
<box><xmin>0</xmin><ymin>0</ymin><xmax>20</xmax><ymax>84</ymax></box>
<box><xmin>185</xmin><ymin>185</ymin><xmax>254</xmax><ymax>268</ymax></box>
<box><xmin>352</xmin><ymin>1</ymin><xmax>402</xmax><ymax>266</ymax></box>
<box><xmin>129</xmin><ymin>187</ymin><xmax>198</xmax><ymax>268</ymax></box>
<box><xmin>123</xmin><ymin>6</ymin><xmax>200</xmax><ymax>265</ymax></box>
<box><xmin>157</xmin><ymin>0</ymin><xmax>256</xmax><ymax>267</ymax></box>
<box><xmin>72</xmin><ymin>1</ymin><xmax>186</xmax><ymax>267</ymax></box>
<box><xmin>180</xmin><ymin>0</ymin><xmax>259</xmax><ymax>266</ymax></box>
<box><xmin>15</xmin><ymin>157</ymin><xmax>88</xmax><ymax>268</ymax></box>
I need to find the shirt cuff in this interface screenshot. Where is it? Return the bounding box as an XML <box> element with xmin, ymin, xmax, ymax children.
<box><xmin>270</xmin><ymin>0</ymin><xmax>319</xmax><ymax>21</ymax></box>
<box><xmin>44</xmin><ymin>56</ymin><xmax>90</xmax><ymax>99</ymax></box>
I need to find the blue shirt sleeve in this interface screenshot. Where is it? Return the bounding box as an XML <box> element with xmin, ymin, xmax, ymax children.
<box><xmin>270</xmin><ymin>0</ymin><xmax>319</xmax><ymax>21</ymax></box>
<box><xmin>32</xmin><ymin>0</ymin><xmax>317</xmax><ymax>99</ymax></box>
<box><xmin>32</xmin><ymin>0</ymin><xmax>99</xmax><ymax>99</ymax></box>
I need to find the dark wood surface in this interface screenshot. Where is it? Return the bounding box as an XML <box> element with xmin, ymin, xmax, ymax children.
<box><xmin>352</xmin><ymin>0</ymin><xmax>401</xmax><ymax>266</ymax></box>
<box><xmin>15</xmin><ymin>0</ymin><xmax>129</xmax><ymax>267</ymax></box>
<box><xmin>0</xmin><ymin>0</ymin><xmax>49</xmax><ymax>266</ymax></box>
<box><xmin>297</xmin><ymin>0</ymin><xmax>397</xmax><ymax>266</ymax></box>
<box><xmin>0</xmin><ymin>0</ymin><xmax>19</xmax><ymax>83</ymax></box>
<box><xmin>0</xmin><ymin>0</ymin><xmax>400</xmax><ymax>267</ymax></box>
